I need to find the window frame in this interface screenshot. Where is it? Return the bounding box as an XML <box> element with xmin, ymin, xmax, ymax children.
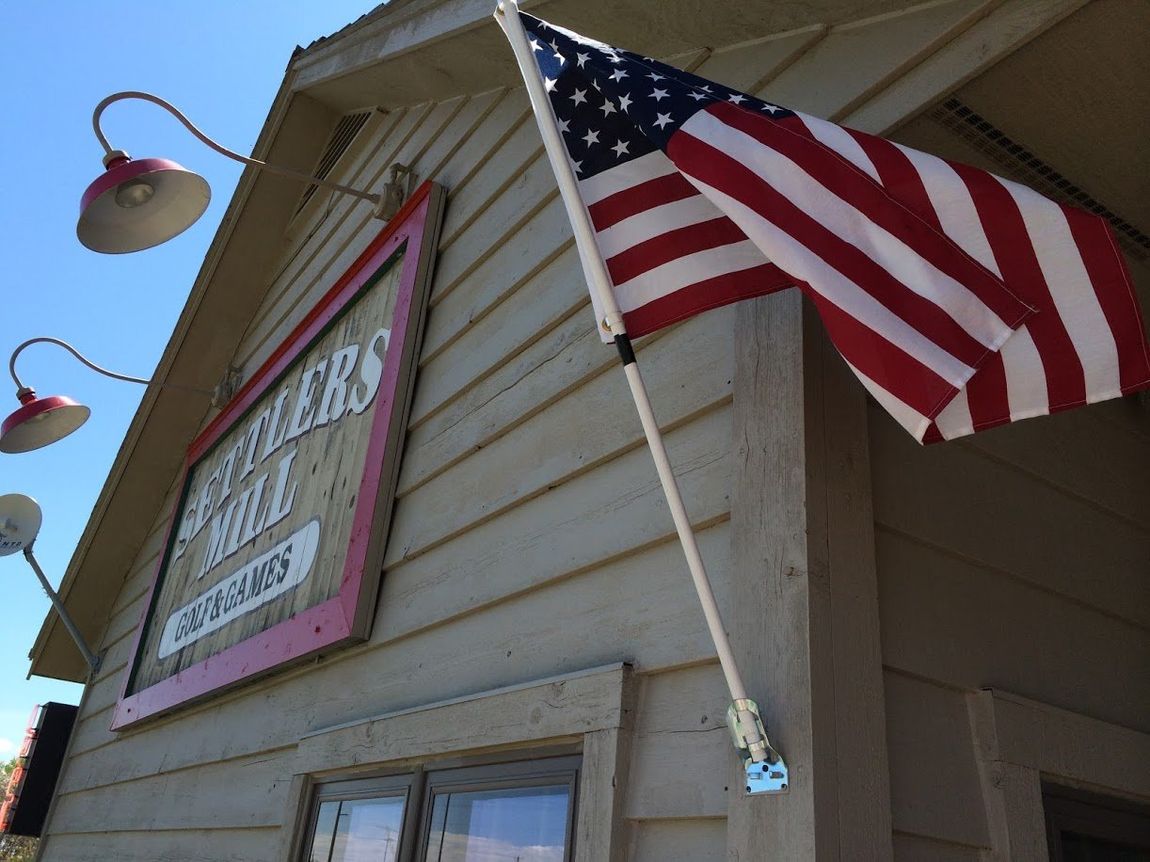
<box><xmin>280</xmin><ymin>663</ymin><xmax>635</xmax><ymax>862</ymax></box>
<box><xmin>968</xmin><ymin>688</ymin><xmax>1150</xmax><ymax>859</ymax></box>
<box><xmin>415</xmin><ymin>755</ymin><xmax>582</xmax><ymax>862</ymax></box>
<box><xmin>300</xmin><ymin>772</ymin><xmax>422</xmax><ymax>862</ymax></box>
<box><xmin>298</xmin><ymin>754</ymin><xmax>582</xmax><ymax>862</ymax></box>
<box><xmin>1043</xmin><ymin>783</ymin><xmax>1150</xmax><ymax>861</ymax></box>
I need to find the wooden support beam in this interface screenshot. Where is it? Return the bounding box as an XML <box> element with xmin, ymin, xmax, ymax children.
<box><xmin>727</xmin><ymin>291</ymin><xmax>892</xmax><ymax>859</ymax></box>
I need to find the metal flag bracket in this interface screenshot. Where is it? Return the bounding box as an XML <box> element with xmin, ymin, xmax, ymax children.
<box><xmin>728</xmin><ymin>698</ymin><xmax>789</xmax><ymax>794</ymax></box>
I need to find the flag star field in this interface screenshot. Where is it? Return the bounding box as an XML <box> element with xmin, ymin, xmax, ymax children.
<box><xmin>527</xmin><ymin>18</ymin><xmax>793</xmax><ymax>179</ymax></box>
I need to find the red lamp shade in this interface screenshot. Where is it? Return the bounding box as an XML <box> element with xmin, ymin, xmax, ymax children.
<box><xmin>0</xmin><ymin>391</ymin><xmax>91</xmax><ymax>453</ymax></box>
<box><xmin>77</xmin><ymin>154</ymin><xmax>210</xmax><ymax>254</ymax></box>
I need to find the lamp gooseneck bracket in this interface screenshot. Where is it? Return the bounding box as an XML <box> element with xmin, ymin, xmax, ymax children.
<box><xmin>0</xmin><ymin>493</ymin><xmax>101</xmax><ymax>676</ymax></box>
<box><xmin>92</xmin><ymin>91</ymin><xmax>382</xmax><ymax>206</ymax></box>
<box><xmin>0</xmin><ymin>337</ymin><xmax>212</xmax><ymax>454</ymax></box>
<box><xmin>9</xmin><ymin>336</ymin><xmax>151</xmax><ymax>395</ymax></box>
<box><xmin>79</xmin><ymin>91</ymin><xmax>409</xmax><ymax>253</ymax></box>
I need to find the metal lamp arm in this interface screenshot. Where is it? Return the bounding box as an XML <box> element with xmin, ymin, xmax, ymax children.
<box><xmin>10</xmin><ymin>337</ymin><xmax>149</xmax><ymax>392</ymax></box>
<box><xmin>23</xmin><ymin>543</ymin><xmax>101</xmax><ymax>675</ymax></box>
<box><xmin>8</xmin><ymin>336</ymin><xmax>212</xmax><ymax>397</ymax></box>
<box><xmin>92</xmin><ymin>91</ymin><xmax>380</xmax><ymax>204</ymax></box>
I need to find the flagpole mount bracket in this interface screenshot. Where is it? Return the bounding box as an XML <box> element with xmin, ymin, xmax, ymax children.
<box><xmin>728</xmin><ymin>698</ymin><xmax>789</xmax><ymax>795</ymax></box>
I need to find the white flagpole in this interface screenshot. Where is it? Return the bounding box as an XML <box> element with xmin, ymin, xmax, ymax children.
<box><xmin>495</xmin><ymin>0</ymin><xmax>787</xmax><ymax>793</ymax></box>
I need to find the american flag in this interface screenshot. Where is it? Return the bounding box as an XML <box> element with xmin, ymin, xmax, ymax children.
<box><xmin>500</xmin><ymin>10</ymin><xmax>1150</xmax><ymax>443</ymax></box>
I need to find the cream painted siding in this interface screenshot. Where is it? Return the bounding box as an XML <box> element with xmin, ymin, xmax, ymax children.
<box><xmin>872</xmin><ymin>397</ymin><xmax>1150</xmax><ymax>857</ymax></box>
<box><xmin>870</xmin><ymin>7</ymin><xmax>1150</xmax><ymax>850</ymax></box>
<box><xmin>36</xmin><ymin>0</ymin><xmax>1132</xmax><ymax>859</ymax></box>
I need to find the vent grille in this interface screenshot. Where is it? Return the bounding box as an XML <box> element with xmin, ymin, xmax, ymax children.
<box><xmin>927</xmin><ymin>98</ymin><xmax>1149</xmax><ymax>261</ymax></box>
<box><xmin>295</xmin><ymin>110</ymin><xmax>372</xmax><ymax>214</ymax></box>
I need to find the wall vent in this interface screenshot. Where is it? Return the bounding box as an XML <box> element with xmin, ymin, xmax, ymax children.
<box><xmin>927</xmin><ymin>98</ymin><xmax>1149</xmax><ymax>261</ymax></box>
<box><xmin>295</xmin><ymin>110</ymin><xmax>373</xmax><ymax>214</ymax></box>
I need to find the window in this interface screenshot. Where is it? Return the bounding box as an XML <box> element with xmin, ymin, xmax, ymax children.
<box><xmin>304</xmin><ymin>775</ymin><xmax>414</xmax><ymax>862</ymax></box>
<box><xmin>1044</xmin><ymin>784</ymin><xmax>1150</xmax><ymax>861</ymax></box>
<box><xmin>300</xmin><ymin>756</ymin><xmax>579</xmax><ymax>862</ymax></box>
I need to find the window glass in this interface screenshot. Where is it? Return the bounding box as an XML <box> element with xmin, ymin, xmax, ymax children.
<box><xmin>300</xmin><ymin>756</ymin><xmax>578</xmax><ymax>862</ymax></box>
<box><xmin>308</xmin><ymin>801</ymin><xmax>340</xmax><ymax>862</ymax></box>
<box><xmin>423</xmin><ymin>785</ymin><xmax>571</xmax><ymax>862</ymax></box>
<box><xmin>1045</xmin><ymin>784</ymin><xmax>1150</xmax><ymax>862</ymax></box>
<box><xmin>309</xmin><ymin>796</ymin><xmax>406</xmax><ymax>862</ymax></box>
<box><xmin>1059</xmin><ymin>831</ymin><xmax>1150</xmax><ymax>861</ymax></box>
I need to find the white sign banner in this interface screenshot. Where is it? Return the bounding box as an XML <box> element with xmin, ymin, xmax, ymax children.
<box><xmin>158</xmin><ymin>519</ymin><xmax>321</xmax><ymax>659</ymax></box>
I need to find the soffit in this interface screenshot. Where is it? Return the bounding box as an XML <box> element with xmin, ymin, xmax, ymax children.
<box><xmin>295</xmin><ymin>0</ymin><xmax>913</xmax><ymax>111</ymax></box>
<box><xmin>949</xmin><ymin>0</ymin><xmax>1147</xmax><ymax>253</ymax></box>
<box><xmin>893</xmin><ymin>0</ymin><xmax>1149</xmax><ymax>291</ymax></box>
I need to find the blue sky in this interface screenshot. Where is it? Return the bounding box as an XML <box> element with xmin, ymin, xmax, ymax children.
<box><xmin>0</xmin><ymin>1</ymin><xmax>381</xmax><ymax>757</ymax></box>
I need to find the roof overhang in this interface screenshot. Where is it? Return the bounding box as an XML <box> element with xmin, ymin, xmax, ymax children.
<box><xmin>291</xmin><ymin>0</ymin><xmax>926</xmax><ymax>112</ymax></box>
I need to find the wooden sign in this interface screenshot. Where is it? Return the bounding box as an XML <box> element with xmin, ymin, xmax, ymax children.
<box><xmin>113</xmin><ymin>183</ymin><xmax>445</xmax><ymax>728</ymax></box>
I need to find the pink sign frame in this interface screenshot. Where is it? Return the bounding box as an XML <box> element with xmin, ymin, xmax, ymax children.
<box><xmin>112</xmin><ymin>182</ymin><xmax>445</xmax><ymax>729</ymax></box>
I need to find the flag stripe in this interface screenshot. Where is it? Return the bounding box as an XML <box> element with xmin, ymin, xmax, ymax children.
<box><xmin>952</xmin><ymin>164</ymin><xmax>1088</xmax><ymax>412</ymax></box>
<box><xmin>672</xmin><ymin>131</ymin><xmax>1000</xmax><ymax>377</ymax></box>
<box><xmin>896</xmin><ymin>144</ymin><xmax>1001</xmax><ymax>275</ymax></box>
<box><xmin>930</xmin><ymin>384</ymin><xmax>972</xmax><ymax>440</ymax></box>
<box><xmin>589</xmin><ymin>172</ymin><xmax>701</xmax><ymax>231</ymax></box>
<box><xmin>809</xmin><ymin>290</ymin><xmax>956</xmax><ymax>419</ymax></box>
<box><xmin>965</xmin><ymin>351</ymin><xmax>1010</xmax><ymax>431</ymax></box>
<box><xmin>847</xmin><ymin>359</ymin><xmax>936</xmax><ymax>441</ymax></box>
<box><xmin>848</xmin><ymin>132</ymin><xmax>943</xmax><ymax>232</ymax></box>
<box><xmin>998</xmin><ymin>325</ymin><xmax>1049</xmax><ymax>422</ymax></box>
<box><xmin>596</xmin><ymin>194</ymin><xmax>746</xmax><ymax>257</ymax></box>
<box><xmin>710</xmin><ymin>102</ymin><xmax>1031</xmax><ymax>328</ymax></box>
<box><xmin>606</xmin><ymin>216</ymin><xmax>749</xmax><ymax>285</ymax></box>
<box><xmin>1008</xmin><ymin>183</ymin><xmax>1121</xmax><ymax>401</ymax></box>
<box><xmin>796</xmin><ymin>112</ymin><xmax>881</xmax><ymax>181</ymax></box>
<box><xmin>623</xmin><ymin>263</ymin><xmax>792</xmax><ymax>338</ymax></box>
<box><xmin>614</xmin><ymin>240</ymin><xmax>773</xmax><ymax>311</ymax></box>
<box><xmin>1063</xmin><ymin>206</ymin><xmax>1150</xmax><ymax>393</ymax></box>
<box><xmin>578</xmin><ymin>150</ymin><xmax>678</xmax><ymax>204</ymax></box>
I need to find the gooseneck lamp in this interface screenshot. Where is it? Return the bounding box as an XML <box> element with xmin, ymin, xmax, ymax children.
<box><xmin>79</xmin><ymin>91</ymin><xmax>407</xmax><ymax>254</ymax></box>
<box><xmin>0</xmin><ymin>336</ymin><xmax>208</xmax><ymax>454</ymax></box>
<box><xmin>0</xmin><ymin>493</ymin><xmax>101</xmax><ymax>674</ymax></box>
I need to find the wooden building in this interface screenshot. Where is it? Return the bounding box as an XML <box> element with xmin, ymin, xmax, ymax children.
<box><xmin>26</xmin><ymin>0</ymin><xmax>1149</xmax><ymax>859</ymax></box>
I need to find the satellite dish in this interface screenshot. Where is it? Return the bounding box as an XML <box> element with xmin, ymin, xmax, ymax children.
<box><xmin>0</xmin><ymin>493</ymin><xmax>43</xmax><ymax>556</ymax></box>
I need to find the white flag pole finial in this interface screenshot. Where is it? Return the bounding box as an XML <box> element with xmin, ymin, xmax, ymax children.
<box><xmin>495</xmin><ymin>0</ymin><xmax>788</xmax><ymax>794</ymax></box>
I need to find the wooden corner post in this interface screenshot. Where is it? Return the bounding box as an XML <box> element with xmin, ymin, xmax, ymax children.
<box><xmin>727</xmin><ymin>290</ymin><xmax>894</xmax><ymax>859</ymax></box>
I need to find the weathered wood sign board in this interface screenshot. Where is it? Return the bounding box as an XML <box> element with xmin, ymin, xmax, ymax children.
<box><xmin>113</xmin><ymin>183</ymin><xmax>445</xmax><ymax>728</ymax></box>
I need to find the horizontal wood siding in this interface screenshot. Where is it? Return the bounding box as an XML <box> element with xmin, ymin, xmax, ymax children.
<box><xmin>872</xmin><ymin>400</ymin><xmax>1150</xmax><ymax>854</ymax></box>
<box><xmin>892</xmin><ymin>833</ymin><xmax>983</xmax><ymax>862</ymax></box>
<box><xmin>42</xmin><ymin>828</ymin><xmax>282</xmax><ymax>862</ymax></box>
<box><xmin>629</xmin><ymin>819</ymin><xmax>727</xmax><ymax>861</ymax></box>
<box><xmin>626</xmin><ymin>664</ymin><xmax>731</xmax><ymax>821</ymax></box>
